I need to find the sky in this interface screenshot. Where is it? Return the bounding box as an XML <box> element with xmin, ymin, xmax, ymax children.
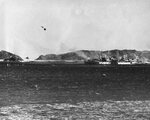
<box><xmin>0</xmin><ymin>0</ymin><xmax>150</xmax><ymax>59</ymax></box>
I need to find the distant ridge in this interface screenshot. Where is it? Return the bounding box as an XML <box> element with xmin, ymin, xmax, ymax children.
<box><xmin>0</xmin><ymin>50</ymin><xmax>23</xmax><ymax>61</ymax></box>
<box><xmin>36</xmin><ymin>49</ymin><xmax>150</xmax><ymax>62</ymax></box>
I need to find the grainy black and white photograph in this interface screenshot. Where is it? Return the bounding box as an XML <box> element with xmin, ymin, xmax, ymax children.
<box><xmin>0</xmin><ymin>0</ymin><xmax>150</xmax><ymax>119</ymax></box>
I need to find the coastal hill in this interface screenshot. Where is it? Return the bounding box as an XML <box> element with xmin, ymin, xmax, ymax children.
<box><xmin>36</xmin><ymin>49</ymin><xmax>150</xmax><ymax>63</ymax></box>
<box><xmin>0</xmin><ymin>50</ymin><xmax>23</xmax><ymax>61</ymax></box>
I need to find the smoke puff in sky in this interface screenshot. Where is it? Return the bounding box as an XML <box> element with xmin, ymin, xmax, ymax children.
<box><xmin>0</xmin><ymin>0</ymin><xmax>150</xmax><ymax>59</ymax></box>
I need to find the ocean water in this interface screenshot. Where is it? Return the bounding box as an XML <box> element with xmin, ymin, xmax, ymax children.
<box><xmin>0</xmin><ymin>64</ymin><xmax>149</xmax><ymax>105</ymax></box>
<box><xmin>0</xmin><ymin>64</ymin><xmax>150</xmax><ymax>119</ymax></box>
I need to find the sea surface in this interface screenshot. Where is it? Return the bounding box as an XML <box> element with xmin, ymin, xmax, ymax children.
<box><xmin>0</xmin><ymin>64</ymin><xmax>150</xmax><ymax>119</ymax></box>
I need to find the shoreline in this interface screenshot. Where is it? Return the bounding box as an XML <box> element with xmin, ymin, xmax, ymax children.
<box><xmin>0</xmin><ymin>61</ymin><xmax>150</xmax><ymax>67</ymax></box>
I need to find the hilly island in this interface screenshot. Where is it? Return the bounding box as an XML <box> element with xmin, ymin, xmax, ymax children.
<box><xmin>36</xmin><ymin>49</ymin><xmax>150</xmax><ymax>64</ymax></box>
<box><xmin>0</xmin><ymin>50</ymin><xmax>23</xmax><ymax>61</ymax></box>
<box><xmin>1</xmin><ymin>49</ymin><xmax>150</xmax><ymax>64</ymax></box>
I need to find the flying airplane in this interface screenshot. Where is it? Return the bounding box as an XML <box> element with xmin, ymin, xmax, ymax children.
<box><xmin>41</xmin><ymin>26</ymin><xmax>46</xmax><ymax>31</ymax></box>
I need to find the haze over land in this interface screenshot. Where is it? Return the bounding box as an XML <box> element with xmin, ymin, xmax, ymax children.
<box><xmin>36</xmin><ymin>49</ymin><xmax>150</xmax><ymax>63</ymax></box>
<box><xmin>0</xmin><ymin>0</ymin><xmax>150</xmax><ymax>59</ymax></box>
<box><xmin>1</xmin><ymin>49</ymin><xmax>150</xmax><ymax>63</ymax></box>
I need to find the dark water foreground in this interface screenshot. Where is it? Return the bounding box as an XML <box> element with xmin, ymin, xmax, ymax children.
<box><xmin>0</xmin><ymin>64</ymin><xmax>150</xmax><ymax>106</ymax></box>
<box><xmin>1</xmin><ymin>101</ymin><xmax>150</xmax><ymax>119</ymax></box>
<box><xmin>0</xmin><ymin>64</ymin><xmax>150</xmax><ymax>119</ymax></box>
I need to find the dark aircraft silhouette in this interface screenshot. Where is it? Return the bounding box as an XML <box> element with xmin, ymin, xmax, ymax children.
<box><xmin>41</xmin><ymin>26</ymin><xmax>46</xmax><ymax>31</ymax></box>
